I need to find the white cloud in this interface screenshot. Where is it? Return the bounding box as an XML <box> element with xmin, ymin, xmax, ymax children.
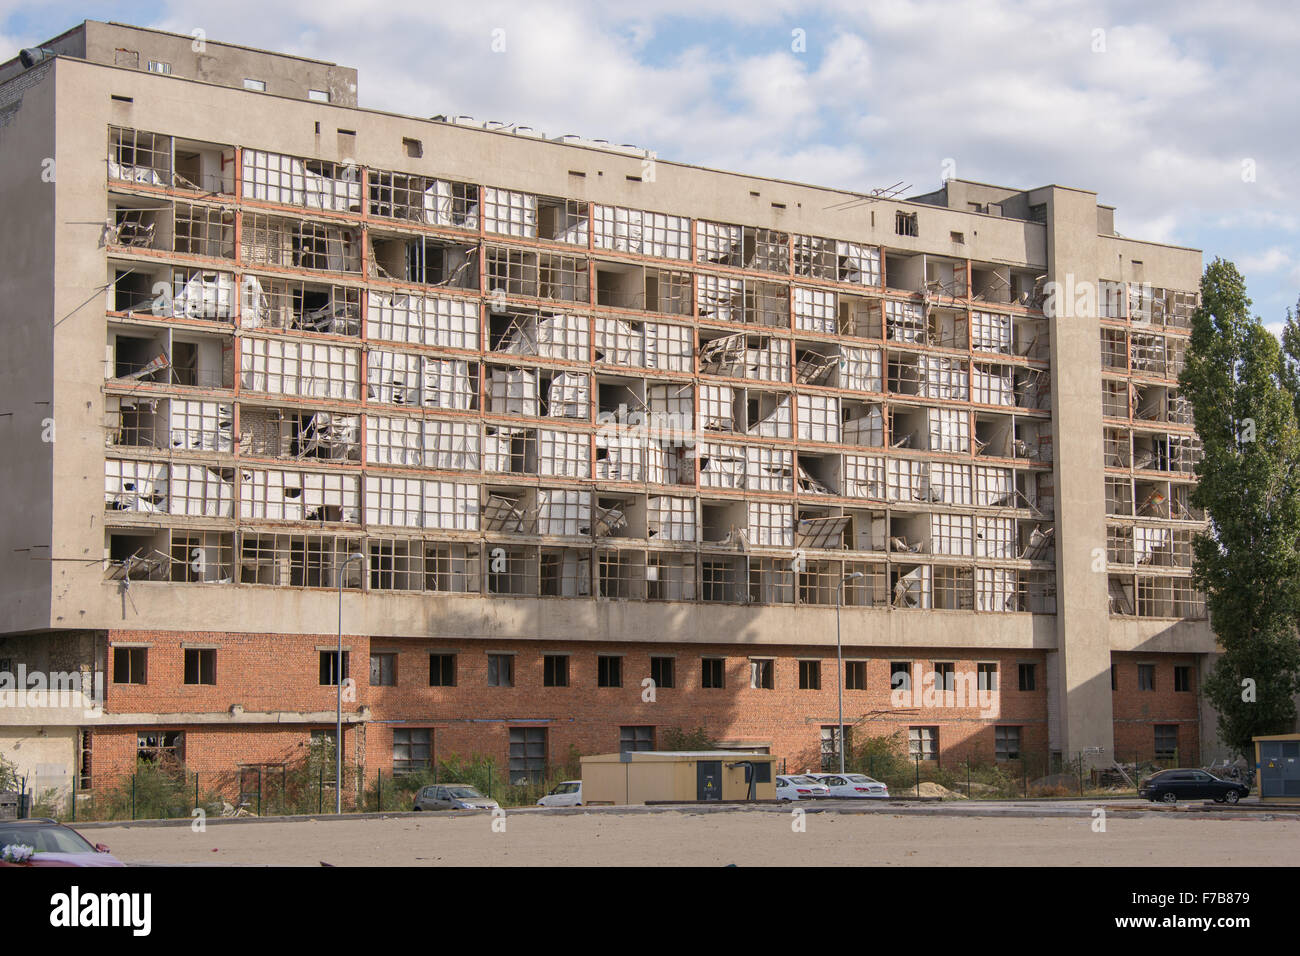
<box><xmin>6</xmin><ymin>0</ymin><xmax>1298</xmax><ymax>307</ymax></box>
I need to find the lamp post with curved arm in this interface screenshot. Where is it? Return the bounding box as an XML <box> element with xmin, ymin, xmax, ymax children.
<box><xmin>337</xmin><ymin>551</ymin><xmax>365</xmax><ymax>813</ymax></box>
<box><xmin>836</xmin><ymin>571</ymin><xmax>865</xmax><ymax>774</ymax></box>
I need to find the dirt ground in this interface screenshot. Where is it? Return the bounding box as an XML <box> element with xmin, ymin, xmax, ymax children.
<box><xmin>85</xmin><ymin>806</ymin><xmax>1300</xmax><ymax>866</ymax></box>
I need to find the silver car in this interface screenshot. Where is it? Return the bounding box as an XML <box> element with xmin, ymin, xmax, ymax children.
<box><xmin>413</xmin><ymin>784</ymin><xmax>500</xmax><ymax>811</ymax></box>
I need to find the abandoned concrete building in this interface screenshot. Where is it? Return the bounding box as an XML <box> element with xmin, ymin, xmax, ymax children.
<box><xmin>0</xmin><ymin>21</ymin><xmax>1216</xmax><ymax>800</ymax></box>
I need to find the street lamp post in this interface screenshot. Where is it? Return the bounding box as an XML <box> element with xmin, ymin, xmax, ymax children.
<box><xmin>836</xmin><ymin>571</ymin><xmax>865</xmax><ymax>774</ymax></box>
<box><xmin>337</xmin><ymin>551</ymin><xmax>365</xmax><ymax>814</ymax></box>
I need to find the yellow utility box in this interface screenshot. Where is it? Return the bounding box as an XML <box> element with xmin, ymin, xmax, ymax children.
<box><xmin>580</xmin><ymin>751</ymin><xmax>776</xmax><ymax>805</ymax></box>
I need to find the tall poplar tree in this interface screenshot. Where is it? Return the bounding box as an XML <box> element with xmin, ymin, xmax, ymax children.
<box><xmin>1179</xmin><ymin>259</ymin><xmax>1300</xmax><ymax>755</ymax></box>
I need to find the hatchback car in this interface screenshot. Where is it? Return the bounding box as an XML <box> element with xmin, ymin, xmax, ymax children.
<box><xmin>537</xmin><ymin>781</ymin><xmax>583</xmax><ymax>807</ymax></box>
<box><xmin>809</xmin><ymin>772</ymin><xmax>890</xmax><ymax>799</ymax></box>
<box><xmin>0</xmin><ymin>819</ymin><xmax>125</xmax><ymax>867</ymax></box>
<box><xmin>412</xmin><ymin>784</ymin><xmax>500</xmax><ymax>811</ymax></box>
<box><xmin>1138</xmin><ymin>769</ymin><xmax>1250</xmax><ymax>805</ymax></box>
<box><xmin>775</xmin><ymin>774</ymin><xmax>831</xmax><ymax>801</ymax></box>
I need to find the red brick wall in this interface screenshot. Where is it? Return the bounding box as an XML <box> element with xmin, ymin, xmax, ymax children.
<box><xmin>104</xmin><ymin>628</ymin><xmax>366</xmax><ymax>716</ymax></box>
<box><xmin>1110</xmin><ymin>651</ymin><xmax>1202</xmax><ymax>763</ymax></box>
<box><xmin>100</xmin><ymin>628</ymin><xmax>1053</xmax><ymax>778</ymax></box>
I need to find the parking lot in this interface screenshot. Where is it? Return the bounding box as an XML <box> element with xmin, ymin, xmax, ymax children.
<box><xmin>80</xmin><ymin>800</ymin><xmax>1300</xmax><ymax>867</ymax></box>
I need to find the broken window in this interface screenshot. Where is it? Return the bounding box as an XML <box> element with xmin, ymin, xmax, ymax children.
<box><xmin>749</xmin><ymin>558</ymin><xmax>794</xmax><ymax>605</ymax></box>
<box><xmin>1104</xmin><ymin>428</ymin><xmax>1132</xmax><ymax>468</ymax></box>
<box><xmin>647</xmin><ymin>496</ymin><xmax>696</xmax><ymax>542</ymax></box>
<box><xmin>1102</xmin><ymin>379</ymin><xmax>1131</xmax><ymax>419</ymax></box>
<box><xmin>241</xmin><ymin>338</ymin><xmax>361</xmax><ymax>399</ymax></box>
<box><xmin>598</xmin><ymin>550</ymin><xmax>644</xmax><ymax>599</ymax></box>
<box><xmin>841</xmin><ymin>404</ymin><xmax>884</xmax><ymax>447</ymax></box>
<box><xmin>372</xmin><ymin>235</ymin><xmax>478</xmax><ymax>289</ymax></box>
<box><xmin>104</xmin><ymin>459</ymin><xmax>168</xmax><ymax>513</ymax></box>
<box><xmin>483</xmin><ymin>426</ymin><xmax>538</xmax><ymax>474</ymax></box>
<box><xmin>483</xmin><ymin>187</ymin><xmax>538</xmax><ymax>238</ymax></box>
<box><xmin>237</xmin><ymin>533</ymin><xmax>363</xmax><ymax>587</ymax></box>
<box><xmin>697</xmin><ymin>274</ymin><xmax>744</xmax><ymax>323</ymax></box>
<box><xmin>831</xmin><ymin>294</ymin><xmax>879</xmax><ymax>340</ymax></box>
<box><xmin>241</xmin><ymin>150</ymin><xmax>362</xmax><ymax>212</ymax></box>
<box><xmin>536</xmin><ymin>488</ymin><xmax>592</xmax><ymax>536</ymax></box>
<box><xmin>699</xmin><ymin>332</ymin><xmax>790</xmax><ymax>382</ymax></box>
<box><xmin>168</xmin><ymin>464</ymin><xmax>235</xmax><ymax>517</ymax></box>
<box><xmin>971</xmin><ymin>363</ymin><xmax>1014</xmax><ymax>406</ymax></box>
<box><xmin>169</xmin><ymin>530</ymin><xmax>234</xmax><ymax>583</ymax></box>
<box><xmin>930</xmin><ymin>462</ymin><xmax>972</xmax><ymax>505</ymax></box>
<box><xmin>748</xmin><ymin>501</ymin><xmax>795</xmax><ymax>547</ymax></box>
<box><xmin>843</xmin><ymin>455</ymin><xmax>885</xmax><ymax>500</ymax></box>
<box><xmin>933</xmin><ymin>566</ymin><xmax>974</xmax><ymax>610</ymax></box>
<box><xmin>692</xmin><ymin>442</ymin><xmax>745</xmax><ymax>490</ymax></box>
<box><xmin>243</xmin><ymin>276</ymin><xmax>362</xmax><ymax>335</ymax></box>
<box><xmin>1013</xmin><ymin>367</ymin><xmax>1050</xmax><ymax>410</ymax></box>
<box><xmin>895</xmin><ymin>211</ymin><xmax>918</xmax><ymax>237</ymax></box>
<box><xmin>240</xmin><ymin>468</ymin><xmax>360</xmax><ymax>523</ymax></box>
<box><xmin>490</xmin><ymin>309</ymin><xmax>589</xmax><ymax>362</ymax></box>
<box><xmin>891</xmin><ymin>564</ymin><xmax>931</xmax><ymax>608</ymax></box>
<box><xmin>973</xmin><ymin>465</ymin><xmax>1014</xmax><ymax>507</ymax></box>
<box><xmin>536</xmin><ymin>196</ymin><xmax>589</xmax><ymax>244</ymax></box>
<box><xmin>1129</xmin><ymin>333</ymin><xmax>1166</xmax><ymax>376</ymax></box>
<box><xmin>696</xmin><ymin>220</ymin><xmax>744</xmax><ymax>266</ymax></box>
<box><xmin>486</xmin><ymin>366</ymin><xmax>540</xmax><ymax>416</ymax></box>
<box><xmin>793</xmin><ymin>287</ymin><xmax>836</xmax><ymax>334</ymax></box>
<box><xmin>797</xmin><ymin>394</ymin><xmax>840</xmax><ymax>443</ymax></box>
<box><xmin>884</xmin><ymin>300</ymin><xmax>925</xmax><ymax>344</ymax></box>
<box><xmin>369</xmin><ymin>169</ymin><xmax>478</xmax><ymax>227</ymax></box>
<box><xmin>104</xmin><ymin>397</ymin><xmax>165</xmax><ymax>449</ymax></box>
<box><xmin>109</xmin><ymin>126</ymin><xmax>172</xmax><ymax>185</ymax></box>
<box><xmin>929</xmin><ymin>407</ymin><xmax>970</xmax><ymax>454</ymax></box>
<box><xmin>539</xmin><ymin>548</ymin><xmax>592</xmax><ymax>597</ymax></box>
<box><xmin>647</xmin><ymin>552</ymin><xmax>697</xmax><ymax>601</ymax></box>
<box><xmin>793</xmin><ymin>234</ymin><xmax>837</xmax><ymax>281</ymax></box>
<box><xmin>975</xmin><ymin>516</ymin><xmax>1016</xmax><ymax>559</ymax></box>
<box><xmin>538</xmin><ymin>429</ymin><xmax>591</xmax><ymax>479</ymax></box>
<box><xmin>172</xmin><ymin>203</ymin><xmax>235</xmax><ymax>258</ymax></box>
<box><xmin>975</xmin><ymin>568</ymin><xmax>1017</xmax><ymax>613</ymax></box>
<box><xmin>886</xmin><ymin>458</ymin><xmax>929</xmax><ymax>502</ymax></box>
<box><xmin>486</xmin><ymin>548</ymin><xmax>538</xmax><ymax>596</ymax></box>
<box><xmin>241</xmin><ymin>213</ymin><xmax>361</xmax><ymax>273</ymax></box>
<box><xmin>971</xmin><ymin>310</ymin><xmax>1013</xmax><ymax>355</ymax></box>
<box><xmin>1101</xmin><ymin>327</ymin><xmax>1128</xmax><ymax>370</ymax></box>
<box><xmin>592</xmin><ymin>205</ymin><xmax>691</xmax><ymax>259</ymax></box>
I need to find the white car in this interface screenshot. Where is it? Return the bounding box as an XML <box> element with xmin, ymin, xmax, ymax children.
<box><xmin>775</xmin><ymin>774</ymin><xmax>831</xmax><ymax>801</ymax></box>
<box><xmin>809</xmin><ymin>772</ymin><xmax>890</xmax><ymax>798</ymax></box>
<box><xmin>537</xmin><ymin>780</ymin><xmax>583</xmax><ymax>807</ymax></box>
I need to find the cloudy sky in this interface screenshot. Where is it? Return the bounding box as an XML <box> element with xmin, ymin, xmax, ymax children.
<box><xmin>5</xmin><ymin>1</ymin><xmax>1296</xmax><ymax>331</ymax></box>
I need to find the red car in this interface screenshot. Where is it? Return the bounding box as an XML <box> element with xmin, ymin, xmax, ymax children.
<box><xmin>0</xmin><ymin>818</ymin><xmax>125</xmax><ymax>866</ymax></box>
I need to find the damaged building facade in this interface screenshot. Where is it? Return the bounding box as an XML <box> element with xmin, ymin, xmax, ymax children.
<box><xmin>0</xmin><ymin>22</ymin><xmax>1214</xmax><ymax>799</ymax></box>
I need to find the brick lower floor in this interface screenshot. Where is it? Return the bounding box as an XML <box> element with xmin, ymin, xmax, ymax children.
<box><xmin>31</xmin><ymin>631</ymin><xmax>1200</xmax><ymax>797</ymax></box>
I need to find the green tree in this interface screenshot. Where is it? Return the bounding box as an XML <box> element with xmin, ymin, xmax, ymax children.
<box><xmin>1180</xmin><ymin>259</ymin><xmax>1300</xmax><ymax>754</ymax></box>
<box><xmin>660</xmin><ymin>726</ymin><xmax>717</xmax><ymax>751</ymax></box>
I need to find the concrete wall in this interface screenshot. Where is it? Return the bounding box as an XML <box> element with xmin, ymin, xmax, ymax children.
<box><xmin>0</xmin><ymin>21</ymin><xmax>357</xmax><ymax>106</ymax></box>
<box><xmin>0</xmin><ymin>61</ymin><xmax>57</xmax><ymax>634</ymax></box>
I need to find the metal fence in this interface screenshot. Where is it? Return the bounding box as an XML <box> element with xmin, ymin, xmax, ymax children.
<box><xmin>14</xmin><ymin>757</ymin><xmax>580</xmax><ymax>823</ymax></box>
<box><xmin>10</xmin><ymin>748</ymin><xmax>1228</xmax><ymax>823</ymax></box>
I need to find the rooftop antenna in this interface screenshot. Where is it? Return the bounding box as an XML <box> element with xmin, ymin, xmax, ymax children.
<box><xmin>825</xmin><ymin>181</ymin><xmax>911</xmax><ymax>211</ymax></box>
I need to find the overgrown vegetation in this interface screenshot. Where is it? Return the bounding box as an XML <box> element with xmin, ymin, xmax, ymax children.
<box><xmin>660</xmin><ymin>726</ymin><xmax>718</xmax><ymax>751</ymax></box>
<box><xmin>364</xmin><ymin>746</ymin><xmax>585</xmax><ymax>811</ymax></box>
